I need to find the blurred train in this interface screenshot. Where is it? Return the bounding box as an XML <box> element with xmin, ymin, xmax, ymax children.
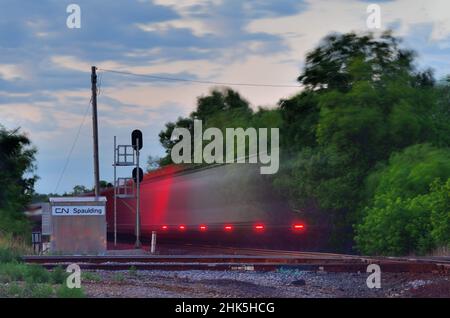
<box><xmin>102</xmin><ymin>163</ymin><xmax>328</xmax><ymax>250</ymax></box>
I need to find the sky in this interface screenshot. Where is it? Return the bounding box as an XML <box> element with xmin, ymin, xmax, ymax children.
<box><xmin>1</xmin><ymin>0</ymin><xmax>450</xmax><ymax>194</ymax></box>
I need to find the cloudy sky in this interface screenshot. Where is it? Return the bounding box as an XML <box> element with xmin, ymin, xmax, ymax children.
<box><xmin>1</xmin><ymin>0</ymin><xmax>449</xmax><ymax>194</ymax></box>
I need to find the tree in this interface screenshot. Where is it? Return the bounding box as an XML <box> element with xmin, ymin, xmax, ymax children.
<box><xmin>0</xmin><ymin>126</ymin><xmax>37</xmax><ymax>237</ymax></box>
<box><xmin>355</xmin><ymin>144</ymin><xmax>450</xmax><ymax>255</ymax></box>
<box><xmin>158</xmin><ymin>87</ymin><xmax>253</xmax><ymax>165</ymax></box>
<box><xmin>146</xmin><ymin>155</ymin><xmax>161</xmax><ymax>172</ymax></box>
<box><xmin>297</xmin><ymin>31</ymin><xmax>431</xmax><ymax>92</ymax></box>
<box><xmin>274</xmin><ymin>31</ymin><xmax>439</xmax><ymax>251</ymax></box>
<box><xmin>72</xmin><ymin>185</ymin><xmax>90</xmax><ymax>195</ymax></box>
<box><xmin>99</xmin><ymin>180</ymin><xmax>113</xmax><ymax>188</ymax></box>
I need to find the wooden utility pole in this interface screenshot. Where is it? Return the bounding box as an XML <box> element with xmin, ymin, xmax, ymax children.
<box><xmin>91</xmin><ymin>66</ymin><xmax>100</xmax><ymax>197</ymax></box>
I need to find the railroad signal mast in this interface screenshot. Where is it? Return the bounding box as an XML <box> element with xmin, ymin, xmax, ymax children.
<box><xmin>113</xmin><ymin>130</ymin><xmax>144</xmax><ymax>248</ymax></box>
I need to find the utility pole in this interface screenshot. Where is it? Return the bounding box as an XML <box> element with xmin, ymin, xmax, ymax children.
<box><xmin>91</xmin><ymin>66</ymin><xmax>100</xmax><ymax>198</ymax></box>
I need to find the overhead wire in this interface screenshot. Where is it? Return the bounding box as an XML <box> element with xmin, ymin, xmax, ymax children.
<box><xmin>97</xmin><ymin>68</ymin><xmax>301</xmax><ymax>88</ymax></box>
<box><xmin>54</xmin><ymin>97</ymin><xmax>92</xmax><ymax>193</ymax></box>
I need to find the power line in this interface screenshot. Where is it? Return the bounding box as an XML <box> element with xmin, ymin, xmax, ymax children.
<box><xmin>97</xmin><ymin>68</ymin><xmax>301</xmax><ymax>88</ymax></box>
<box><xmin>54</xmin><ymin>98</ymin><xmax>92</xmax><ymax>194</ymax></box>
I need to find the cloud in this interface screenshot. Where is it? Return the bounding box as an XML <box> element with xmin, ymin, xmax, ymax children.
<box><xmin>1</xmin><ymin>0</ymin><xmax>449</xmax><ymax>193</ymax></box>
<box><xmin>0</xmin><ymin>64</ymin><xmax>28</xmax><ymax>81</ymax></box>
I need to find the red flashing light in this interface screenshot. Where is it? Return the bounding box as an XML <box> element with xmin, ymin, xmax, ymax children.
<box><xmin>161</xmin><ymin>225</ymin><xmax>168</xmax><ymax>230</ymax></box>
<box><xmin>293</xmin><ymin>224</ymin><xmax>305</xmax><ymax>230</ymax></box>
<box><xmin>179</xmin><ymin>225</ymin><xmax>186</xmax><ymax>230</ymax></box>
<box><xmin>255</xmin><ymin>224</ymin><xmax>265</xmax><ymax>231</ymax></box>
<box><xmin>199</xmin><ymin>225</ymin><xmax>207</xmax><ymax>231</ymax></box>
<box><xmin>224</xmin><ymin>225</ymin><xmax>233</xmax><ymax>231</ymax></box>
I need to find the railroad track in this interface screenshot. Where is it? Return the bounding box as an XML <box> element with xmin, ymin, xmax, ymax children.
<box><xmin>23</xmin><ymin>250</ymin><xmax>450</xmax><ymax>273</ymax></box>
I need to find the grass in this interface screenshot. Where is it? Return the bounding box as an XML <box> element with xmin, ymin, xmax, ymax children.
<box><xmin>0</xmin><ymin>263</ymin><xmax>86</xmax><ymax>298</ymax></box>
<box><xmin>0</xmin><ymin>233</ymin><xmax>31</xmax><ymax>263</ymax></box>
<box><xmin>28</xmin><ymin>283</ymin><xmax>55</xmax><ymax>298</ymax></box>
<box><xmin>56</xmin><ymin>284</ymin><xmax>85</xmax><ymax>298</ymax></box>
<box><xmin>128</xmin><ymin>266</ymin><xmax>137</xmax><ymax>277</ymax></box>
<box><xmin>112</xmin><ymin>272</ymin><xmax>126</xmax><ymax>282</ymax></box>
<box><xmin>82</xmin><ymin>271</ymin><xmax>102</xmax><ymax>282</ymax></box>
<box><xmin>0</xmin><ymin>262</ymin><xmax>29</xmax><ymax>282</ymax></box>
<box><xmin>5</xmin><ymin>282</ymin><xmax>56</xmax><ymax>298</ymax></box>
<box><xmin>0</xmin><ymin>235</ymin><xmax>85</xmax><ymax>298</ymax></box>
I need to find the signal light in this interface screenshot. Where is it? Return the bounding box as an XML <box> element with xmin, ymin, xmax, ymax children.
<box><xmin>293</xmin><ymin>224</ymin><xmax>305</xmax><ymax>230</ymax></box>
<box><xmin>161</xmin><ymin>225</ymin><xmax>168</xmax><ymax>230</ymax></box>
<box><xmin>224</xmin><ymin>225</ymin><xmax>233</xmax><ymax>231</ymax></box>
<box><xmin>255</xmin><ymin>224</ymin><xmax>265</xmax><ymax>231</ymax></box>
<box><xmin>199</xmin><ymin>225</ymin><xmax>207</xmax><ymax>231</ymax></box>
<box><xmin>179</xmin><ymin>225</ymin><xmax>186</xmax><ymax>230</ymax></box>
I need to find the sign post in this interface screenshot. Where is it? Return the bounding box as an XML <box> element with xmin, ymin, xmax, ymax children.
<box><xmin>131</xmin><ymin>130</ymin><xmax>143</xmax><ymax>249</ymax></box>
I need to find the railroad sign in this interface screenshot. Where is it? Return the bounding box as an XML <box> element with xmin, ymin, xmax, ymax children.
<box><xmin>51</xmin><ymin>205</ymin><xmax>105</xmax><ymax>216</ymax></box>
<box><xmin>132</xmin><ymin>167</ymin><xmax>144</xmax><ymax>183</ymax></box>
<box><xmin>131</xmin><ymin>129</ymin><xmax>143</xmax><ymax>150</ymax></box>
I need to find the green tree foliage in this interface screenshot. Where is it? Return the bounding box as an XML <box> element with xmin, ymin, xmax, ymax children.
<box><xmin>429</xmin><ymin>80</ymin><xmax>450</xmax><ymax>148</ymax></box>
<box><xmin>274</xmin><ymin>32</ymin><xmax>441</xmax><ymax>251</ymax></box>
<box><xmin>158</xmin><ymin>87</ymin><xmax>255</xmax><ymax>164</ymax></box>
<box><xmin>155</xmin><ymin>32</ymin><xmax>450</xmax><ymax>255</ymax></box>
<box><xmin>356</xmin><ymin>144</ymin><xmax>450</xmax><ymax>255</ymax></box>
<box><xmin>298</xmin><ymin>32</ymin><xmax>433</xmax><ymax>92</ymax></box>
<box><xmin>0</xmin><ymin>126</ymin><xmax>37</xmax><ymax>237</ymax></box>
<box><xmin>72</xmin><ymin>185</ymin><xmax>90</xmax><ymax>195</ymax></box>
<box><xmin>279</xmin><ymin>91</ymin><xmax>319</xmax><ymax>153</ymax></box>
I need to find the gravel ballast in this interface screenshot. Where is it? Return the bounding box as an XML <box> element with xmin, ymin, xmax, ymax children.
<box><xmin>81</xmin><ymin>269</ymin><xmax>450</xmax><ymax>298</ymax></box>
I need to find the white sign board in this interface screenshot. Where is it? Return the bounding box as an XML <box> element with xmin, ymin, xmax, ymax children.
<box><xmin>51</xmin><ymin>205</ymin><xmax>105</xmax><ymax>216</ymax></box>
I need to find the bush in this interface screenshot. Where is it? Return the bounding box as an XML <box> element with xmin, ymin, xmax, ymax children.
<box><xmin>56</xmin><ymin>284</ymin><xmax>85</xmax><ymax>298</ymax></box>
<box><xmin>51</xmin><ymin>266</ymin><xmax>68</xmax><ymax>284</ymax></box>
<box><xmin>4</xmin><ymin>282</ymin><xmax>55</xmax><ymax>298</ymax></box>
<box><xmin>128</xmin><ymin>266</ymin><xmax>137</xmax><ymax>277</ymax></box>
<box><xmin>0</xmin><ymin>262</ymin><xmax>28</xmax><ymax>282</ymax></box>
<box><xmin>429</xmin><ymin>179</ymin><xmax>450</xmax><ymax>248</ymax></box>
<box><xmin>25</xmin><ymin>264</ymin><xmax>51</xmax><ymax>284</ymax></box>
<box><xmin>29</xmin><ymin>283</ymin><xmax>54</xmax><ymax>298</ymax></box>
<box><xmin>355</xmin><ymin>194</ymin><xmax>434</xmax><ymax>255</ymax></box>
<box><xmin>356</xmin><ymin>144</ymin><xmax>450</xmax><ymax>255</ymax></box>
<box><xmin>6</xmin><ymin>282</ymin><xmax>25</xmax><ymax>297</ymax></box>
<box><xmin>0</xmin><ymin>247</ymin><xmax>21</xmax><ymax>264</ymax></box>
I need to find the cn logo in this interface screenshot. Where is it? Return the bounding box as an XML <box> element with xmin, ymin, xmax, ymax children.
<box><xmin>66</xmin><ymin>4</ymin><xmax>81</xmax><ymax>29</ymax></box>
<box><xmin>366</xmin><ymin>264</ymin><xmax>381</xmax><ymax>289</ymax></box>
<box><xmin>66</xmin><ymin>263</ymin><xmax>81</xmax><ymax>289</ymax></box>
<box><xmin>55</xmin><ymin>207</ymin><xmax>70</xmax><ymax>214</ymax></box>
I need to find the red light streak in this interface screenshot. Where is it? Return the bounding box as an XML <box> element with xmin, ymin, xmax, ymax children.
<box><xmin>293</xmin><ymin>224</ymin><xmax>305</xmax><ymax>230</ymax></box>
